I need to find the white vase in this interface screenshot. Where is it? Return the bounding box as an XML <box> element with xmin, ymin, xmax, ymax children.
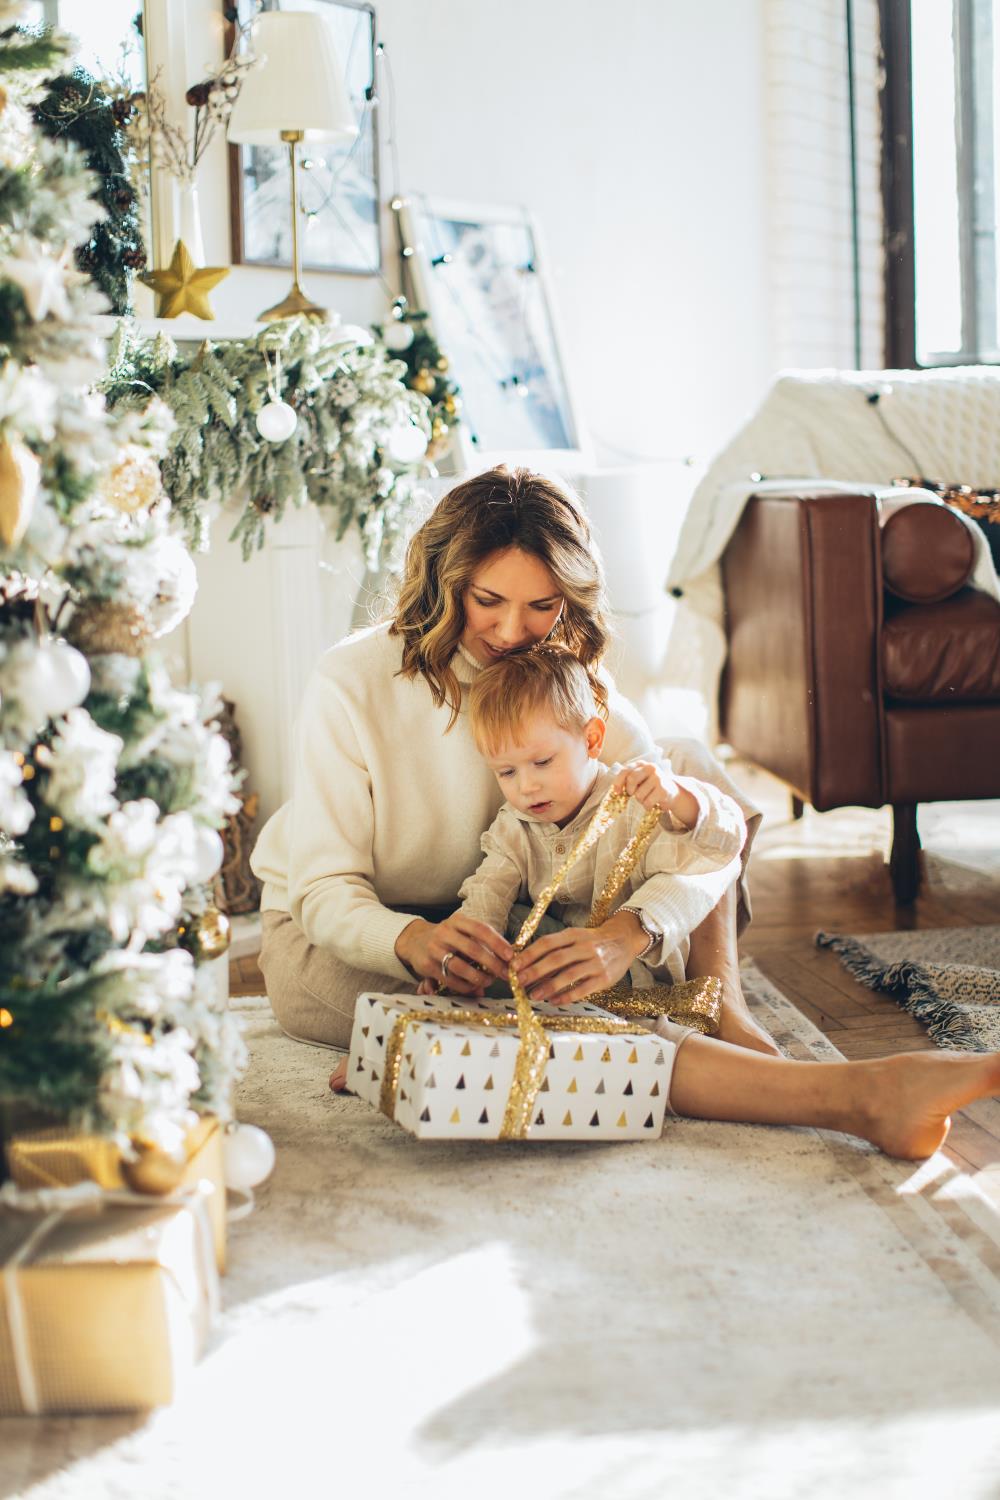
<box><xmin>175</xmin><ymin>180</ymin><xmax>205</xmax><ymax>266</ymax></box>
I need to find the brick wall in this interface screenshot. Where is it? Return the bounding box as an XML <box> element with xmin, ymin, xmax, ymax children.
<box><xmin>764</xmin><ymin>0</ymin><xmax>884</xmax><ymax>370</ymax></box>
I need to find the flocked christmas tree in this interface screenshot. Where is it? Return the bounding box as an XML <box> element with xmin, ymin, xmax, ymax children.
<box><xmin>0</xmin><ymin>7</ymin><xmax>246</xmax><ymax>1157</ymax></box>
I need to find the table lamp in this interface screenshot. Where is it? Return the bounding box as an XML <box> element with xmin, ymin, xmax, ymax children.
<box><xmin>227</xmin><ymin>9</ymin><xmax>358</xmax><ymax>322</ymax></box>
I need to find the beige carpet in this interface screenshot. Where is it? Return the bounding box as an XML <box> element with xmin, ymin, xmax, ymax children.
<box><xmin>4</xmin><ymin>967</ymin><xmax>1000</xmax><ymax>1500</ymax></box>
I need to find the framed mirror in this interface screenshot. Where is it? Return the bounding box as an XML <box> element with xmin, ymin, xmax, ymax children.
<box><xmin>225</xmin><ymin>0</ymin><xmax>381</xmax><ymax>277</ymax></box>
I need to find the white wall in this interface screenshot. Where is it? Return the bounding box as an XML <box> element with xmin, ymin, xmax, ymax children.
<box><xmin>163</xmin><ymin>0</ymin><xmax>775</xmax><ymax>467</ymax></box>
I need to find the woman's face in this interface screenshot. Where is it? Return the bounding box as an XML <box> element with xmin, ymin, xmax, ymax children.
<box><xmin>460</xmin><ymin>547</ymin><xmax>564</xmax><ymax>665</ymax></box>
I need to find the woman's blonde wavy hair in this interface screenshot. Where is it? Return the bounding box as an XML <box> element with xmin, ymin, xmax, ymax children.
<box><xmin>389</xmin><ymin>466</ymin><xmax>612</xmax><ymax>728</ymax></box>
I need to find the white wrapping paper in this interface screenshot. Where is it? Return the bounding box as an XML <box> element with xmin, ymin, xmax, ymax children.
<box><xmin>348</xmin><ymin>992</ymin><xmax>673</xmax><ymax>1141</ymax></box>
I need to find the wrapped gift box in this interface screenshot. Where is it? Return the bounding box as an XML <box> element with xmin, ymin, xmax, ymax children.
<box><xmin>0</xmin><ymin>1192</ymin><xmax>217</xmax><ymax>1415</ymax></box>
<box><xmin>5</xmin><ymin>1116</ymin><xmax>227</xmax><ymax>1273</ymax></box>
<box><xmin>349</xmin><ymin>992</ymin><xmax>672</xmax><ymax>1141</ymax></box>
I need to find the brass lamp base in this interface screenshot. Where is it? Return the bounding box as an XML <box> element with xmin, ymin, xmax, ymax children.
<box><xmin>258</xmin><ymin>280</ymin><xmax>328</xmax><ymax>324</ymax></box>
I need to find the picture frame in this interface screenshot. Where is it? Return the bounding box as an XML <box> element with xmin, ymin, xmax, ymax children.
<box><xmin>225</xmin><ymin>0</ymin><xmax>381</xmax><ymax>277</ymax></box>
<box><xmin>396</xmin><ymin>195</ymin><xmax>591</xmax><ymax>471</ymax></box>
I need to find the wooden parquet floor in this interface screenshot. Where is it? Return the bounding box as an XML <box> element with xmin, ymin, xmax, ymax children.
<box><xmin>230</xmin><ymin>760</ymin><xmax>1000</xmax><ymax>1170</ymax></box>
<box><xmin>735</xmin><ymin>759</ymin><xmax>1000</xmax><ymax>1173</ymax></box>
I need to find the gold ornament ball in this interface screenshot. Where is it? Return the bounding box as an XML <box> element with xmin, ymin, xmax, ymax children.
<box><xmin>411</xmin><ymin>368</ymin><xmax>436</xmax><ymax>395</ymax></box>
<box><xmin>186</xmin><ymin>906</ymin><xmax>232</xmax><ymax>961</ymax></box>
<box><xmin>122</xmin><ymin>1138</ymin><xmax>187</xmax><ymax>1196</ymax></box>
<box><xmin>100</xmin><ymin>446</ymin><xmax>163</xmax><ymax>514</ymax></box>
<box><xmin>0</xmin><ymin>433</ymin><xmax>42</xmax><ymax>549</ymax></box>
<box><xmin>443</xmin><ymin>393</ymin><xmax>460</xmax><ymax>417</ymax></box>
<box><xmin>436</xmin><ymin>355</ymin><xmax>450</xmax><ymax>372</ymax></box>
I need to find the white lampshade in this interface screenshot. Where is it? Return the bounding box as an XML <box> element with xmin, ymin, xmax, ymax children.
<box><xmin>227</xmin><ymin>10</ymin><xmax>359</xmax><ymax>146</ymax></box>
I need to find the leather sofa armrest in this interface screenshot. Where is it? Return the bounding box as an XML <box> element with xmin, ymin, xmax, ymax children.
<box><xmin>719</xmin><ymin>489</ymin><xmax>885</xmax><ymax>810</ymax></box>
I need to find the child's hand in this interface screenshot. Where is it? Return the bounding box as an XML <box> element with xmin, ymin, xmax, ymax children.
<box><xmin>613</xmin><ymin>759</ymin><xmax>698</xmax><ymax>830</ymax></box>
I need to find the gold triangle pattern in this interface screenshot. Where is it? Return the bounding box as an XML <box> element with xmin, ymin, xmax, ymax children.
<box><xmin>573</xmin><ymin>1045</ymin><xmax>584</xmax><ymax>1061</ymax></box>
<box><xmin>450</xmin><ymin>1107</ymin><xmax>460</xmax><ymax>1124</ymax></box>
<box><xmin>595</xmin><ymin>1079</ymin><xmax>605</xmax><ymax>1095</ymax></box>
<box><xmin>616</xmin><ymin>1112</ymin><xmax>627</xmax><ymax>1127</ymax></box>
<box><xmin>430</xmin><ymin>1040</ymin><xmax>442</xmax><ymax>1056</ymax></box>
<box><xmin>650</xmin><ymin>1081</ymin><xmax>659</xmax><ymax>1097</ymax></box>
<box><xmin>484</xmin><ymin>1075</ymin><xmax>494</xmax><ymax>1090</ymax></box>
<box><xmin>563</xmin><ymin>1111</ymin><xmax>573</xmax><ymax>1126</ymax></box>
<box><xmin>627</xmin><ymin>1047</ymin><xmax>638</xmax><ymax>1064</ymax></box>
<box><xmin>461</xmin><ymin>1041</ymin><xmax>472</xmax><ymax>1057</ymax></box>
<box><xmin>567</xmin><ymin>1078</ymin><xmax>578</xmax><ymax>1094</ymax></box>
<box><xmin>601</xmin><ymin>1047</ymin><xmax>611</xmax><ymax>1063</ymax></box>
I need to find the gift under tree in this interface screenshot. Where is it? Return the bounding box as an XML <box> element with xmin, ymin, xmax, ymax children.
<box><xmin>0</xmin><ymin>8</ymin><xmax>250</xmax><ymax>1181</ymax></box>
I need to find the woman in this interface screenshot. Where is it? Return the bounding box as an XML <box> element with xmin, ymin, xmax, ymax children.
<box><xmin>251</xmin><ymin>467</ymin><xmax>1000</xmax><ymax>1158</ymax></box>
<box><xmin>252</xmin><ymin>465</ymin><xmax>772</xmax><ymax>1058</ymax></box>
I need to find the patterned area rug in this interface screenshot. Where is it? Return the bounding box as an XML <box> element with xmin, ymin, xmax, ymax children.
<box><xmin>4</xmin><ymin>969</ymin><xmax>1000</xmax><ymax>1499</ymax></box>
<box><xmin>818</xmin><ymin>927</ymin><xmax>1000</xmax><ymax>1051</ymax></box>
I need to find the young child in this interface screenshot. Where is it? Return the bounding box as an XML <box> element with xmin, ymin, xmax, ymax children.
<box><xmin>443</xmin><ymin>644</ymin><xmax>747</xmax><ymax>1000</ymax></box>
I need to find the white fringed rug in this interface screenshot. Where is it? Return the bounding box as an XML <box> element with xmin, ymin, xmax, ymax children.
<box><xmin>4</xmin><ymin>967</ymin><xmax>1000</xmax><ymax>1500</ymax></box>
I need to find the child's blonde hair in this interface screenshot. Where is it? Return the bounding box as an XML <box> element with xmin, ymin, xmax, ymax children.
<box><xmin>468</xmin><ymin>644</ymin><xmax>606</xmax><ymax>755</ymax></box>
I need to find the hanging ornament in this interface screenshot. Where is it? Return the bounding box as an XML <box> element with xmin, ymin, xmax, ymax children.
<box><xmin>387</xmin><ymin>423</ymin><xmax>428</xmax><ymax>463</ymax></box>
<box><xmin>192</xmin><ymin>826</ymin><xmax>225</xmax><ymax>885</ymax></box>
<box><xmin>122</xmin><ymin>1138</ymin><xmax>188</xmax><ymax>1196</ymax></box>
<box><xmin>0</xmin><ymin>434</ymin><xmax>42</xmax><ymax>549</ymax></box>
<box><xmin>255</xmin><ymin>348</ymin><xmax>298</xmax><ymax>444</ymax></box>
<box><xmin>140</xmin><ymin>239</ymin><xmax>229</xmax><ymax>320</ymax></box>
<box><xmin>383</xmin><ymin>319</ymin><xmax>414</xmax><ymax>353</ymax></box>
<box><xmin>67</xmin><ymin>601</ymin><xmax>151</xmax><ymax>658</ymax></box>
<box><xmin>179</xmin><ymin>904</ymin><xmax>231</xmax><ymax>962</ymax></box>
<box><xmin>99</xmin><ymin>445</ymin><xmax>164</xmax><ymax>515</ymax></box>
<box><xmin>13</xmin><ymin>638</ymin><xmax>91</xmax><ymax>726</ymax></box>
<box><xmin>223</xmin><ymin>1122</ymin><xmax>275</xmax><ymax>1190</ymax></box>
<box><xmin>411</xmin><ymin>368</ymin><xmax>436</xmax><ymax>396</ymax></box>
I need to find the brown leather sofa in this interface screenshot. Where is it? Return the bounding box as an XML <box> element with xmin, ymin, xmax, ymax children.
<box><xmin>719</xmin><ymin>488</ymin><xmax>1000</xmax><ymax>902</ymax></box>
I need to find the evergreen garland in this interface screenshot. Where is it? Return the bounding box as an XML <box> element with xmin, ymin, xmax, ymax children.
<box><xmin>103</xmin><ymin>317</ymin><xmax>436</xmax><ymax>567</ymax></box>
<box><xmin>33</xmin><ymin>66</ymin><xmax>146</xmax><ymax>315</ymax></box>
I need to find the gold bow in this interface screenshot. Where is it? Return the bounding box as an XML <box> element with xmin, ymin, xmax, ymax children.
<box><xmin>380</xmin><ymin>785</ymin><xmax>722</xmax><ymax>1138</ymax></box>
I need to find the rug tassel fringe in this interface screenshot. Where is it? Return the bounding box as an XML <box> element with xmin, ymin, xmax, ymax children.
<box><xmin>815</xmin><ymin>932</ymin><xmax>986</xmax><ymax>1052</ymax></box>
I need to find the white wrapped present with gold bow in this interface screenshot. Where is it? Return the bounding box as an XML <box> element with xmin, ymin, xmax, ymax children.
<box><xmin>349</xmin><ymin>990</ymin><xmax>676</xmax><ymax>1140</ymax></box>
<box><xmin>347</xmin><ymin>787</ymin><xmax>722</xmax><ymax>1142</ymax></box>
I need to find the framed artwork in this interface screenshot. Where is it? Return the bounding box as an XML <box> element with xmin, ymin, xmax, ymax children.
<box><xmin>396</xmin><ymin>196</ymin><xmax>590</xmax><ymax>470</ymax></box>
<box><xmin>225</xmin><ymin>0</ymin><xmax>380</xmax><ymax>276</ymax></box>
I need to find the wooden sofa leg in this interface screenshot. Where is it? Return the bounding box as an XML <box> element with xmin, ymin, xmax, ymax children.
<box><xmin>791</xmin><ymin>795</ymin><xmax>805</xmax><ymax>820</ymax></box>
<box><xmin>889</xmin><ymin>803</ymin><xmax>921</xmax><ymax>904</ymax></box>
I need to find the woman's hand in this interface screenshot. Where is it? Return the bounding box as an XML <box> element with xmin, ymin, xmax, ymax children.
<box><xmin>613</xmin><ymin>758</ymin><xmax>698</xmax><ymax>831</ymax></box>
<box><xmin>510</xmin><ymin>910</ymin><xmax>648</xmax><ymax>1006</ymax></box>
<box><xmin>396</xmin><ymin>912</ymin><xmax>513</xmax><ymax>996</ymax></box>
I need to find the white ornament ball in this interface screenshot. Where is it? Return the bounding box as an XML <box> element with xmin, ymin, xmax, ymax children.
<box><xmin>223</xmin><ymin>1123</ymin><xmax>276</xmax><ymax>1190</ymax></box>
<box><xmin>382</xmin><ymin>320</ymin><xmax>415</xmax><ymax>352</ymax></box>
<box><xmin>255</xmin><ymin>400</ymin><xmax>298</xmax><ymax>444</ymax></box>
<box><xmin>192</xmin><ymin>824</ymin><xmax>225</xmax><ymax>884</ymax></box>
<box><xmin>45</xmin><ymin>640</ymin><xmax>91</xmax><ymax>715</ymax></box>
<box><xmin>387</xmin><ymin>423</ymin><xmax>428</xmax><ymax>463</ymax></box>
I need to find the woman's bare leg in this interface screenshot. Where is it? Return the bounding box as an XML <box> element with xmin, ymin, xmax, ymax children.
<box><xmin>686</xmin><ymin>882</ymin><xmax>782</xmax><ymax>1057</ymax></box>
<box><xmin>670</xmin><ymin>1032</ymin><xmax>1000</xmax><ymax>1159</ymax></box>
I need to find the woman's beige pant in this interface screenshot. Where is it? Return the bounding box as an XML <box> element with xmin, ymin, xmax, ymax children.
<box><xmin>259</xmin><ymin>908</ymin><xmax>419</xmax><ymax>1052</ymax></box>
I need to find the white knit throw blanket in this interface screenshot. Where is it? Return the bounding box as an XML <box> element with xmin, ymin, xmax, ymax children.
<box><xmin>661</xmin><ymin>367</ymin><xmax>1000</xmax><ymax>738</ymax></box>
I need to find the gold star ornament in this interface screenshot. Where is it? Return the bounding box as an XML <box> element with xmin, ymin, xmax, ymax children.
<box><xmin>141</xmin><ymin>239</ymin><xmax>229</xmax><ymax>320</ymax></box>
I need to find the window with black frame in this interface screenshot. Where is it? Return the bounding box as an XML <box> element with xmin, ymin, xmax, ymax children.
<box><xmin>882</xmin><ymin>0</ymin><xmax>1000</xmax><ymax>366</ymax></box>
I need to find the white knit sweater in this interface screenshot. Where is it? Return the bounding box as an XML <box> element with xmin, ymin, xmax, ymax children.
<box><xmin>250</xmin><ymin>622</ymin><xmax>678</xmax><ymax>983</ymax></box>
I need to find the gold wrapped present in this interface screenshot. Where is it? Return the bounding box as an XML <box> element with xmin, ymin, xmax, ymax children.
<box><xmin>5</xmin><ymin>1117</ymin><xmax>227</xmax><ymax>1273</ymax></box>
<box><xmin>0</xmin><ymin>1182</ymin><xmax>218</xmax><ymax>1415</ymax></box>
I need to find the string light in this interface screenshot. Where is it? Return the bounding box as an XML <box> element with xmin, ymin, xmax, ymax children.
<box><xmin>0</xmin><ymin>1008</ymin><xmax>13</xmax><ymax>1028</ymax></box>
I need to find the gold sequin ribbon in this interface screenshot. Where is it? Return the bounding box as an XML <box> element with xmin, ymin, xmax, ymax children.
<box><xmin>380</xmin><ymin>785</ymin><xmax>723</xmax><ymax>1137</ymax></box>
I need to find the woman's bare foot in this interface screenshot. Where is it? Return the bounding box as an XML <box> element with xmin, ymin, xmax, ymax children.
<box><xmin>329</xmin><ymin>1058</ymin><xmax>349</xmax><ymax>1092</ymax></box>
<box><xmin>717</xmin><ymin>992</ymin><xmax>783</xmax><ymax>1057</ymax></box>
<box><xmin>855</xmin><ymin>1050</ymin><xmax>1000</xmax><ymax>1159</ymax></box>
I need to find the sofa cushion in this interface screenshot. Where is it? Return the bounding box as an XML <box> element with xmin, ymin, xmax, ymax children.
<box><xmin>882</xmin><ymin>588</ymin><xmax>1000</xmax><ymax>703</ymax></box>
<box><xmin>881</xmin><ymin>499</ymin><xmax>976</xmax><ymax>603</ymax></box>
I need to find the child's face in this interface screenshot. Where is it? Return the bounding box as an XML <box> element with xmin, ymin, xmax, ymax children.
<box><xmin>483</xmin><ymin>708</ymin><xmax>604</xmax><ymax>827</ymax></box>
